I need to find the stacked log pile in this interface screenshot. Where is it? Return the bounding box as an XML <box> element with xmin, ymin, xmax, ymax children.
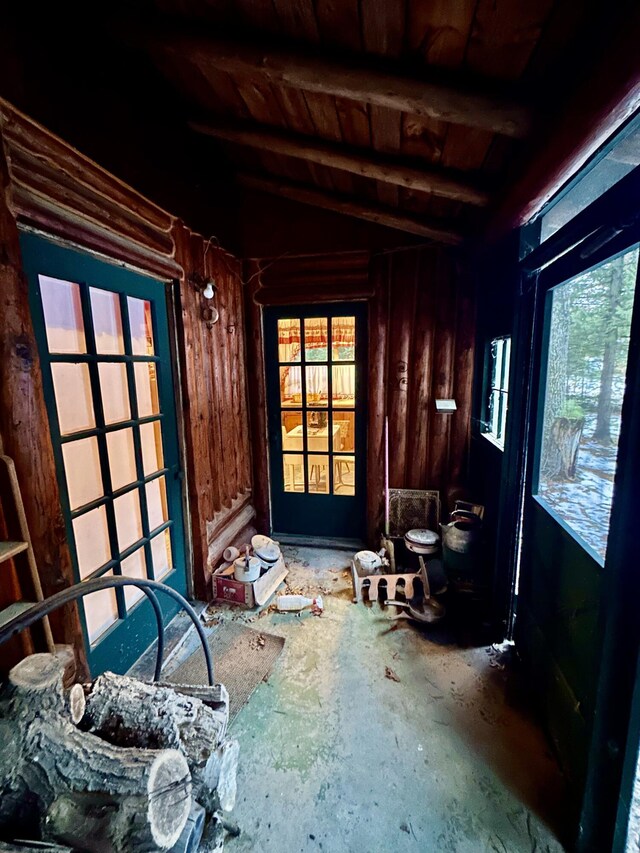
<box><xmin>0</xmin><ymin>654</ymin><xmax>239</xmax><ymax>852</ymax></box>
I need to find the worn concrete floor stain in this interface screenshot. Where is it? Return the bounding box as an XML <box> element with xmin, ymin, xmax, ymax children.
<box><xmin>223</xmin><ymin>547</ymin><xmax>568</xmax><ymax>853</ymax></box>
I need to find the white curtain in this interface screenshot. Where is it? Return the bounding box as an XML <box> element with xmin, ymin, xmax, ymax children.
<box><xmin>284</xmin><ymin>366</ymin><xmax>354</xmax><ymax>399</ymax></box>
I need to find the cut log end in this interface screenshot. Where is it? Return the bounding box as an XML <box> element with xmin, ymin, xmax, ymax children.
<box><xmin>147</xmin><ymin>749</ymin><xmax>192</xmax><ymax>849</ymax></box>
<box><xmin>67</xmin><ymin>683</ymin><xmax>86</xmax><ymax>725</ymax></box>
<box><xmin>9</xmin><ymin>653</ymin><xmax>65</xmax><ymax>691</ymax></box>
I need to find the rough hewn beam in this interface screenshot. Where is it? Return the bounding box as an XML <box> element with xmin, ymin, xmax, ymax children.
<box><xmin>237</xmin><ymin>173</ymin><xmax>464</xmax><ymax>245</ymax></box>
<box><xmin>155</xmin><ymin>34</ymin><xmax>532</xmax><ymax>138</ymax></box>
<box><xmin>191</xmin><ymin>119</ymin><xmax>489</xmax><ymax>206</ymax></box>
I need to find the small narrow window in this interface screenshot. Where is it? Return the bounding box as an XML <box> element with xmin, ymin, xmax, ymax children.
<box><xmin>482</xmin><ymin>336</ymin><xmax>511</xmax><ymax>448</ymax></box>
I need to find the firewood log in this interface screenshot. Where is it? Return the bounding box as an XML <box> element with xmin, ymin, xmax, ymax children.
<box><xmin>84</xmin><ymin>672</ymin><xmax>238</xmax><ymax>812</ymax></box>
<box><xmin>0</xmin><ymin>655</ymin><xmax>192</xmax><ymax>852</ymax></box>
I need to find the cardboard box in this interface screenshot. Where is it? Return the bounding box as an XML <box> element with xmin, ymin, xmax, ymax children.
<box><xmin>212</xmin><ymin>556</ymin><xmax>288</xmax><ymax>608</ymax></box>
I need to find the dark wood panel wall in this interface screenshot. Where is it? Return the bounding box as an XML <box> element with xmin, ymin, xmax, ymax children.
<box><xmin>173</xmin><ymin>223</ymin><xmax>254</xmax><ymax>598</ymax></box>
<box><xmin>367</xmin><ymin>248</ymin><xmax>476</xmax><ymax>540</ymax></box>
<box><xmin>245</xmin><ymin>246</ymin><xmax>476</xmax><ymax>544</ymax></box>
<box><xmin>0</xmin><ymin>100</ymin><xmax>254</xmax><ymax>668</ymax></box>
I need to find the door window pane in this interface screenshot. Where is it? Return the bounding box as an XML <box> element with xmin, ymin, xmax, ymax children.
<box><xmin>151</xmin><ymin>529</ymin><xmax>173</xmax><ymax>580</ymax></box>
<box><xmin>39</xmin><ymin>276</ymin><xmax>86</xmax><ymax>354</ymax></box>
<box><xmin>106</xmin><ymin>428</ymin><xmax>137</xmax><ymax>491</ymax></box>
<box><xmin>99</xmin><ymin>363</ymin><xmax>131</xmax><ymax>424</ymax></box>
<box><xmin>140</xmin><ymin>420</ymin><xmax>164</xmax><ymax>475</ymax></box>
<box><xmin>135</xmin><ymin>363</ymin><xmax>160</xmax><ymax>417</ymax></box>
<box><xmin>334</xmin><ymin>413</ymin><xmax>355</xmax><ymax>453</ymax></box>
<box><xmin>122</xmin><ymin>547</ymin><xmax>148</xmax><ymax>609</ymax></box>
<box><xmin>308</xmin><ymin>455</ymin><xmax>330</xmax><ymax>494</ymax></box>
<box><xmin>332</xmin><ymin>365</ymin><xmax>355</xmax><ymax>407</ymax></box>
<box><xmin>281</xmin><ymin>412</ymin><xmax>303</xmax><ymax>451</ymax></box>
<box><xmin>306</xmin><ymin>365</ymin><xmax>328</xmax><ymax>406</ymax></box>
<box><xmin>90</xmin><ymin>288</ymin><xmax>124</xmax><ymax>354</ymax></box>
<box><xmin>128</xmin><ymin>297</ymin><xmax>155</xmax><ymax>355</ymax></box>
<box><xmin>63</xmin><ymin>437</ymin><xmax>102</xmax><ymax>510</ymax></box>
<box><xmin>278</xmin><ymin>319</ymin><xmax>301</xmax><ymax>362</ymax></box>
<box><xmin>52</xmin><ymin>363</ymin><xmax>95</xmax><ymax>434</ymax></box>
<box><xmin>280</xmin><ymin>366</ymin><xmax>302</xmax><ymax>407</ymax></box>
<box><xmin>334</xmin><ymin>455</ymin><xmax>355</xmax><ymax>496</ymax></box>
<box><xmin>146</xmin><ymin>476</ymin><xmax>169</xmax><ymax>531</ymax></box>
<box><xmin>84</xmin><ymin>571</ymin><xmax>119</xmax><ymax>644</ymax></box>
<box><xmin>73</xmin><ymin>506</ymin><xmax>111</xmax><ymax>579</ymax></box>
<box><xmin>535</xmin><ymin>248</ymin><xmax>639</xmax><ymax>561</ymax></box>
<box><xmin>114</xmin><ymin>489</ymin><xmax>143</xmax><ymax>551</ymax></box>
<box><xmin>307</xmin><ymin>412</ymin><xmax>329</xmax><ymax>451</ymax></box>
<box><xmin>332</xmin><ymin>316</ymin><xmax>356</xmax><ymax>361</ymax></box>
<box><xmin>283</xmin><ymin>453</ymin><xmax>304</xmax><ymax>492</ymax></box>
<box><xmin>304</xmin><ymin>318</ymin><xmax>328</xmax><ymax>361</ymax></box>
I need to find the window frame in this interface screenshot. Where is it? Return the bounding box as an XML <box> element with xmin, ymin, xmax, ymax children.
<box><xmin>481</xmin><ymin>334</ymin><xmax>512</xmax><ymax>449</ymax></box>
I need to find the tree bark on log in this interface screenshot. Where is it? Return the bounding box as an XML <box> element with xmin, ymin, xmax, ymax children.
<box><xmin>0</xmin><ymin>656</ymin><xmax>192</xmax><ymax>852</ymax></box>
<box><xmin>84</xmin><ymin>672</ymin><xmax>238</xmax><ymax>813</ymax></box>
<box><xmin>542</xmin><ymin>417</ymin><xmax>585</xmax><ymax>481</ymax></box>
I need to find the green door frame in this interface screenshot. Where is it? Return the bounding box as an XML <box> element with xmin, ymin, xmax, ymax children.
<box><xmin>21</xmin><ymin>230</ymin><xmax>188</xmax><ymax>676</ymax></box>
<box><xmin>264</xmin><ymin>302</ymin><xmax>368</xmax><ymax>540</ymax></box>
<box><xmin>500</xmin><ymin>164</ymin><xmax>640</xmax><ymax>850</ymax></box>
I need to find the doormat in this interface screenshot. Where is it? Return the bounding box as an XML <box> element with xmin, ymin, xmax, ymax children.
<box><xmin>166</xmin><ymin>621</ymin><xmax>285</xmax><ymax>722</ymax></box>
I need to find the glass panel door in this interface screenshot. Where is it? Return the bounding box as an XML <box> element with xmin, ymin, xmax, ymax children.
<box><xmin>266</xmin><ymin>303</ymin><xmax>366</xmax><ymax>539</ymax></box>
<box><xmin>22</xmin><ymin>232</ymin><xmax>187</xmax><ymax>675</ymax></box>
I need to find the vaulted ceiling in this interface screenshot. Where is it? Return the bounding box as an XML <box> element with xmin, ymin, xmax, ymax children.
<box><xmin>1</xmin><ymin>0</ymin><xmax>638</xmax><ymax>250</ymax></box>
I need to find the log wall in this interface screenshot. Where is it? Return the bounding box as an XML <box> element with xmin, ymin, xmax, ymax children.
<box><xmin>0</xmin><ymin>100</ymin><xmax>254</xmax><ymax>668</ymax></box>
<box><xmin>173</xmin><ymin>224</ymin><xmax>254</xmax><ymax>598</ymax></box>
<box><xmin>245</xmin><ymin>246</ymin><xmax>476</xmax><ymax>543</ymax></box>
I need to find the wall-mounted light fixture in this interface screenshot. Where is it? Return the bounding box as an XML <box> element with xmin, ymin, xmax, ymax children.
<box><xmin>188</xmin><ymin>272</ymin><xmax>220</xmax><ymax>328</ymax></box>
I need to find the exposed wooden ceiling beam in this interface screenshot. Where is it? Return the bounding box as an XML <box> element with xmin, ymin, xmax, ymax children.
<box><xmin>236</xmin><ymin>172</ymin><xmax>464</xmax><ymax>245</ymax></box>
<box><xmin>191</xmin><ymin>119</ymin><xmax>489</xmax><ymax>206</ymax></box>
<box><xmin>155</xmin><ymin>34</ymin><xmax>532</xmax><ymax>139</ymax></box>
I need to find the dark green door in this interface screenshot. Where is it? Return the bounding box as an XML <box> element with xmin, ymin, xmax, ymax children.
<box><xmin>21</xmin><ymin>231</ymin><xmax>188</xmax><ymax>676</ymax></box>
<box><xmin>265</xmin><ymin>303</ymin><xmax>367</xmax><ymax>539</ymax></box>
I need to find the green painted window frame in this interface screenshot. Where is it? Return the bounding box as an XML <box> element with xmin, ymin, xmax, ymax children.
<box><xmin>21</xmin><ymin>230</ymin><xmax>188</xmax><ymax>675</ymax></box>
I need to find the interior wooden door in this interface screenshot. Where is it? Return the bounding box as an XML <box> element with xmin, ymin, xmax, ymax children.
<box><xmin>264</xmin><ymin>303</ymin><xmax>367</xmax><ymax>540</ymax></box>
<box><xmin>22</xmin><ymin>231</ymin><xmax>188</xmax><ymax>675</ymax></box>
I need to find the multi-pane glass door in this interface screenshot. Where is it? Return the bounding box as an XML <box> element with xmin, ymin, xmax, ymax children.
<box><xmin>22</xmin><ymin>232</ymin><xmax>187</xmax><ymax>675</ymax></box>
<box><xmin>265</xmin><ymin>303</ymin><xmax>367</xmax><ymax>539</ymax></box>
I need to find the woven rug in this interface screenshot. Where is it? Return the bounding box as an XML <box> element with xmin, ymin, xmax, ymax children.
<box><xmin>166</xmin><ymin>621</ymin><xmax>285</xmax><ymax>722</ymax></box>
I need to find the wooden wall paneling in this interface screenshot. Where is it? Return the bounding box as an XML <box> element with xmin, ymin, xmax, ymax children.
<box><xmin>174</xmin><ymin>224</ymin><xmax>213</xmax><ymax>594</ymax></box>
<box><xmin>207</xmin><ymin>242</ymin><xmax>238</xmax><ymax>506</ymax></box>
<box><xmin>448</xmin><ymin>257</ymin><xmax>476</xmax><ymax>504</ymax></box>
<box><xmin>405</xmin><ymin>249</ymin><xmax>438</xmax><ymax>489</ymax></box>
<box><xmin>0</xmin><ymin>134</ymin><xmax>87</xmax><ymax>676</ymax></box>
<box><xmin>366</xmin><ymin>253</ymin><xmax>389</xmax><ymax>543</ymax></box>
<box><xmin>174</xmin><ymin>222</ymin><xmax>255</xmax><ymax>590</ymax></box>
<box><xmin>244</xmin><ymin>265</ymin><xmax>270</xmax><ymax>532</ymax></box>
<box><xmin>385</xmin><ymin>250</ymin><xmax>418</xmax><ymax>487</ymax></box>
<box><xmin>429</xmin><ymin>251</ymin><xmax>456</xmax><ymax>500</ymax></box>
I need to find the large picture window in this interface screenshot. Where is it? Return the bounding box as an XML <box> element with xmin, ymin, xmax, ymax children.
<box><xmin>534</xmin><ymin>247</ymin><xmax>639</xmax><ymax>561</ymax></box>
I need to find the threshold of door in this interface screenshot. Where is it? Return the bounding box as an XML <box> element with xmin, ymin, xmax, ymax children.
<box><xmin>273</xmin><ymin>533</ymin><xmax>365</xmax><ymax>551</ymax></box>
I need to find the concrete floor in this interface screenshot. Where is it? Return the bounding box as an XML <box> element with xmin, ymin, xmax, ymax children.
<box><xmin>134</xmin><ymin>546</ymin><xmax>569</xmax><ymax>852</ymax></box>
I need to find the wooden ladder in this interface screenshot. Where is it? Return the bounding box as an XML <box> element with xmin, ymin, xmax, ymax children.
<box><xmin>0</xmin><ymin>435</ymin><xmax>54</xmax><ymax>653</ymax></box>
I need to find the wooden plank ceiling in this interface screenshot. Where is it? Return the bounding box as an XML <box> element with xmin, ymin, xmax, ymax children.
<box><xmin>129</xmin><ymin>0</ymin><xmax>593</xmax><ymax>244</ymax></box>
